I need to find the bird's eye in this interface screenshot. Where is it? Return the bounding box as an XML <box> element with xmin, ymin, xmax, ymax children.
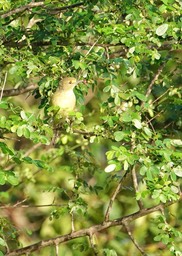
<box><xmin>69</xmin><ymin>81</ymin><xmax>72</xmax><ymax>84</ymax></box>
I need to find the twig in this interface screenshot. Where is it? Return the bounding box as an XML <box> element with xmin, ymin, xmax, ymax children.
<box><xmin>24</xmin><ymin>142</ymin><xmax>42</xmax><ymax>157</ymax></box>
<box><xmin>84</xmin><ymin>37</ymin><xmax>101</xmax><ymax>58</ymax></box>
<box><xmin>0</xmin><ymin>72</ymin><xmax>7</xmax><ymax>102</ymax></box>
<box><xmin>152</xmin><ymin>87</ymin><xmax>171</xmax><ymax>105</ymax></box>
<box><xmin>104</xmin><ymin>178</ymin><xmax>123</xmax><ymax>222</ymax></box>
<box><xmin>1</xmin><ymin>2</ymin><xmax>45</xmax><ymax>19</ymax></box>
<box><xmin>55</xmin><ymin>243</ymin><xmax>59</xmax><ymax>256</ymax></box>
<box><xmin>46</xmin><ymin>2</ymin><xmax>84</xmax><ymax>14</ymax></box>
<box><xmin>146</xmin><ymin>109</ymin><xmax>164</xmax><ymax>124</ymax></box>
<box><xmin>88</xmin><ymin>234</ymin><xmax>98</xmax><ymax>256</ymax></box>
<box><xmin>71</xmin><ymin>213</ymin><xmax>75</xmax><ymax>232</ymax></box>
<box><xmin>123</xmin><ymin>221</ymin><xmax>147</xmax><ymax>256</ymax></box>
<box><xmin>1</xmin><ymin>84</ymin><xmax>38</xmax><ymax>97</ymax></box>
<box><xmin>131</xmin><ymin>166</ymin><xmax>144</xmax><ymax>210</ymax></box>
<box><xmin>0</xmin><ymin>203</ymin><xmax>67</xmax><ymax>209</ymax></box>
<box><xmin>141</xmin><ymin>62</ymin><xmax>165</xmax><ymax>107</ymax></box>
<box><xmin>5</xmin><ymin>200</ymin><xmax>180</xmax><ymax>256</ymax></box>
<box><xmin>1</xmin><ymin>2</ymin><xmax>84</xmax><ymax>19</ymax></box>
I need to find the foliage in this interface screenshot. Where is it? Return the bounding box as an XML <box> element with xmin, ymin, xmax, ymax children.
<box><xmin>0</xmin><ymin>0</ymin><xmax>182</xmax><ymax>255</ymax></box>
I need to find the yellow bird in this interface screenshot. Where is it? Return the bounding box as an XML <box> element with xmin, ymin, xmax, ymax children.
<box><xmin>51</xmin><ymin>77</ymin><xmax>79</xmax><ymax>115</ymax></box>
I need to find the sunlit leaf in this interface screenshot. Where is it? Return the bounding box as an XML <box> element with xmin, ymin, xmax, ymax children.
<box><xmin>156</xmin><ymin>24</ymin><xmax>168</xmax><ymax>36</ymax></box>
<box><xmin>105</xmin><ymin>164</ymin><xmax>116</xmax><ymax>173</ymax></box>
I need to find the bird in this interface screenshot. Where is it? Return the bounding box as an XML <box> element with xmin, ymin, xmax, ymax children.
<box><xmin>50</xmin><ymin>77</ymin><xmax>79</xmax><ymax>116</ymax></box>
<box><xmin>49</xmin><ymin>77</ymin><xmax>80</xmax><ymax>145</ymax></box>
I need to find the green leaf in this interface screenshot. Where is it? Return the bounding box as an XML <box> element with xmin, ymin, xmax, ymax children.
<box><xmin>0</xmin><ymin>142</ymin><xmax>14</xmax><ymax>155</ymax></box>
<box><xmin>122</xmin><ymin>112</ymin><xmax>132</xmax><ymax>122</ymax></box>
<box><xmin>105</xmin><ymin>164</ymin><xmax>116</xmax><ymax>173</ymax></box>
<box><xmin>0</xmin><ymin>101</ymin><xmax>9</xmax><ymax>109</ymax></box>
<box><xmin>143</xmin><ymin>127</ymin><xmax>152</xmax><ymax>137</ymax></box>
<box><xmin>124</xmin><ymin>160</ymin><xmax>129</xmax><ymax>170</ymax></box>
<box><xmin>159</xmin><ymin>194</ymin><xmax>167</xmax><ymax>203</ymax></box>
<box><xmin>135</xmin><ymin>92</ymin><xmax>147</xmax><ymax>101</ymax></box>
<box><xmin>0</xmin><ymin>250</ymin><xmax>5</xmax><ymax>256</ymax></box>
<box><xmin>156</xmin><ymin>24</ymin><xmax>168</xmax><ymax>36</ymax></box>
<box><xmin>6</xmin><ymin>172</ymin><xmax>19</xmax><ymax>185</ymax></box>
<box><xmin>133</xmin><ymin>119</ymin><xmax>142</xmax><ymax>129</ymax></box>
<box><xmin>114</xmin><ymin>131</ymin><xmax>125</xmax><ymax>142</ymax></box>
<box><xmin>17</xmin><ymin>126</ymin><xmax>23</xmax><ymax>137</ymax></box>
<box><xmin>173</xmin><ymin>166</ymin><xmax>182</xmax><ymax>177</ymax></box>
<box><xmin>0</xmin><ymin>171</ymin><xmax>6</xmax><ymax>185</ymax></box>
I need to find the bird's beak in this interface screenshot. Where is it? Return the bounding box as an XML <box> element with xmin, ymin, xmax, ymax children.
<box><xmin>76</xmin><ymin>80</ymin><xmax>83</xmax><ymax>86</ymax></box>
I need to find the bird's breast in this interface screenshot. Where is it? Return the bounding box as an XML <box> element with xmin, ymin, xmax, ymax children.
<box><xmin>51</xmin><ymin>89</ymin><xmax>76</xmax><ymax>111</ymax></box>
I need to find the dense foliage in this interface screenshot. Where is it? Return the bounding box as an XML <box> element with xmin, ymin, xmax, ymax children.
<box><xmin>0</xmin><ymin>0</ymin><xmax>182</xmax><ymax>255</ymax></box>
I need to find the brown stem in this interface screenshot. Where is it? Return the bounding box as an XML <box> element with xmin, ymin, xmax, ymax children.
<box><xmin>1</xmin><ymin>2</ymin><xmax>45</xmax><ymax>19</ymax></box>
<box><xmin>141</xmin><ymin>63</ymin><xmax>165</xmax><ymax>108</ymax></box>
<box><xmin>104</xmin><ymin>178</ymin><xmax>123</xmax><ymax>222</ymax></box>
<box><xmin>131</xmin><ymin>166</ymin><xmax>144</xmax><ymax>210</ymax></box>
<box><xmin>1</xmin><ymin>2</ymin><xmax>84</xmax><ymax>19</ymax></box>
<box><xmin>123</xmin><ymin>221</ymin><xmax>147</xmax><ymax>256</ymax></box>
<box><xmin>5</xmin><ymin>199</ymin><xmax>180</xmax><ymax>256</ymax></box>
<box><xmin>1</xmin><ymin>84</ymin><xmax>37</xmax><ymax>97</ymax></box>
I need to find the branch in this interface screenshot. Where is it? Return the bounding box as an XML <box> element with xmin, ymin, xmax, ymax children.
<box><xmin>1</xmin><ymin>2</ymin><xmax>84</xmax><ymax>19</ymax></box>
<box><xmin>104</xmin><ymin>178</ymin><xmax>123</xmax><ymax>222</ymax></box>
<box><xmin>0</xmin><ymin>203</ymin><xmax>67</xmax><ymax>209</ymax></box>
<box><xmin>131</xmin><ymin>166</ymin><xmax>144</xmax><ymax>210</ymax></box>
<box><xmin>1</xmin><ymin>84</ymin><xmax>38</xmax><ymax>97</ymax></box>
<box><xmin>46</xmin><ymin>2</ymin><xmax>84</xmax><ymax>14</ymax></box>
<box><xmin>5</xmin><ymin>200</ymin><xmax>180</xmax><ymax>256</ymax></box>
<box><xmin>123</xmin><ymin>221</ymin><xmax>147</xmax><ymax>256</ymax></box>
<box><xmin>0</xmin><ymin>71</ymin><xmax>7</xmax><ymax>101</ymax></box>
<box><xmin>141</xmin><ymin>62</ymin><xmax>165</xmax><ymax>108</ymax></box>
<box><xmin>145</xmin><ymin>62</ymin><xmax>165</xmax><ymax>99</ymax></box>
<box><xmin>1</xmin><ymin>2</ymin><xmax>45</xmax><ymax>19</ymax></box>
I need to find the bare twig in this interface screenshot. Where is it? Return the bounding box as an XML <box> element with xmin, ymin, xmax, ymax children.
<box><xmin>46</xmin><ymin>2</ymin><xmax>84</xmax><ymax>14</ymax></box>
<box><xmin>0</xmin><ymin>72</ymin><xmax>7</xmax><ymax>102</ymax></box>
<box><xmin>123</xmin><ymin>221</ymin><xmax>147</xmax><ymax>256</ymax></box>
<box><xmin>84</xmin><ymin>37</ymin><xmax>101</xmax><ymax>58</ymax></box>
<box><xmin>1</xmin><ymin>84</ymin><xmax>38</xmax><ymax>97</ymax></box>
<box><xmin>55</xmin><ymin>243</ymin><xmax>59</xmax><ymax>256</ymax></box>
<box><xmin>88</xmin><ymin>234</ymin><xmax>98</xmax><ymax>256</ymax></box>
<box><xmin>71</xmin><ymin>213</ymin><xmax>75</xmax><ymax>232</ymax></box>
<box><xmin>131</xmin><ymin>166</ymin><xmax>144</xmax><ymax>210</ymax></box>
<box><xmin>0</xmin><ymin>203</ymin><xmax>67</xmax><ymax>209</ymax></box>
<box><xmin>104</xmin><ymin>178</ymin><xmax>123</xmax><ymax>222</ymax></box>
<box><xmin>1</xmin><ymin>2</ymin><xmax>45</xmax><ymax>19</ymax></box>
<box><xmin>152</xmin><ymin>87</ymin><xmax>171</xmax><ymax>105</ymax></box>
<box><xmin>1</xmin><ymin>2</ymin><xmax>84</xmax><ymax>19</ymax></box>
<box><xmin>5</xmin><ymin>200</ymin><xmax>180</xmax><ymax>256</ymax></box>
<box><xmin>141</xmin><ymin>63</ymin><xmax>165</xmax><ymax>108</ymax></box>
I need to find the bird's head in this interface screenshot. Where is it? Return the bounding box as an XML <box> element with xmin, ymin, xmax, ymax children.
<box><xmin>61</xmin><ymin>77</ymin><xmax>78</xmax><ymax>90</ymax></box>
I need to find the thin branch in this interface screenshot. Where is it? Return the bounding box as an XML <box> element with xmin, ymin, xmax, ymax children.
<box><xmin>123</xmin><ymin>221</ymin><xmax>147</xmax><ymax>256</ymax></box>
<box><xmin>146</xmin><ymin>63</ymin><xmax>165</xmax><ymax>98</ymax></box>
<box><xmin>104</xmin><ymin>178</ymin><xmax>123</xmax><ymax>222</ymax></box>
<box><xmin>5</xmin><ymin>199</ymin><xmax>180</xmax><ymax>256</ymax></box>
<box><xmin>55</xmin><ymin>243</ymin><xmax>59</xmax><ymax>256</ymax></box>
<box><xmin>1</xmin><ymin>84</ymin><xmax>37</xmax><ymax>97</ymax></box>
<box><xmin>88</xmin><ymin>234</ymin><xmax>99</xmax><ymax>256</ymax></box>
<box><xmin>151</xmin><ymin>87</ymin><xmax>171</xmax><ymax>105</ymax></box>
<box><xmin>1</xmin><ymin>2</ymin><xmax>84</xmax><ymax>19</ymax></box>
<box><xmin>71</xmin><ymin>213</ymin><xmax>75</xmax><ymax>232</ymax></box>
<box><xmin>131</xmin><ymin>166</ymin><xmax>144</xmax><ymax>210</ymax></box>
<box><xmin>0</xmin><ymin>72</ymin><xmax>7</xmax><ymax>102</ymax></box>
<box><xmin>0</xmin><ymin>203</ymin><xmax>67</xmax><ymax>209</ymax></box>
<box><xmin>1</xmin><ymin>2</ymin><xmax>45</xmax><ymax>19</ymax></box>
<box><xmin>146</xmin><ymin>109</ymin><xmax>164</xmax><ymax>124</ymax></box>
<box><xmin>46</xmin><ymin>2</ymin><xmax>84</xmax><ymax>14</ymax></box>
